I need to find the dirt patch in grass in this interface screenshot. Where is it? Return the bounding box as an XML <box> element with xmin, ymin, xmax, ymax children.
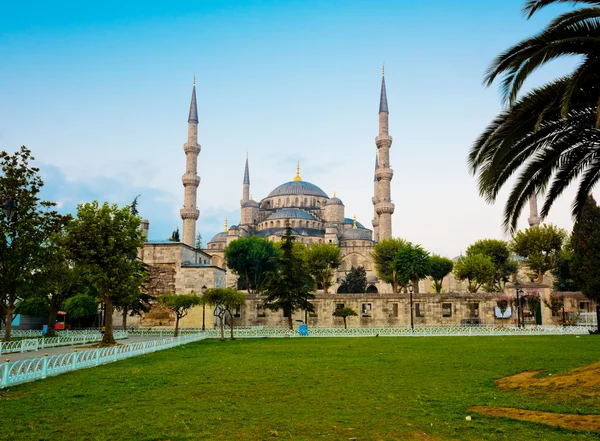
<box><xmin>471</xmin><ymin>406</ymin><xmax>600</xmax><ymax>432</ymax></box>
<box><xmin>496</xmin><ymin>361</ymin><xmax>600</xmax><ymax>397</ymax></box>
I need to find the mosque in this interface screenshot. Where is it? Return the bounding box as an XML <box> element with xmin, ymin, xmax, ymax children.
<box><xmin>204</xmin><ymin>71</ymin><xmax>395</xmax><ymax>293</ymax></box>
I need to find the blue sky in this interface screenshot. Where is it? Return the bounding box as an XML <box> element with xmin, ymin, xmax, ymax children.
<box><xmin>0</xmin><ymin>0</ymin><xmax>588</xmax><ymax>256</ymax></box>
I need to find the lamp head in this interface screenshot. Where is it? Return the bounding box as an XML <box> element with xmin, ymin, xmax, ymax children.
<box><xmin>2</xmin><ymin>198</ymin><xmax>18</xmax><ymax>221</ymax></box>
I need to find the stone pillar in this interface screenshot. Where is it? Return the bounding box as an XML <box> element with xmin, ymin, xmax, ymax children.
<box><xmin>180</xmin><ymin>82</ymin><xmax>201</xmax><ymax>247</ymax></box>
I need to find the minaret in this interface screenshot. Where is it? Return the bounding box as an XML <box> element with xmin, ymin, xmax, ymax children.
<box><xmin>371</xmin><ymin>153</ymin><xmax>380</xmax><ymax>242</ymax></box>
<box><xmin>241</xmin><ymin>153</ymin><xmax>250</xmax><ymax>205</ymax></box>
<box><xmin>528</xmin><ymin>193</ymin><xmax>541</xmax><ymax>227</ymax></box>
<box><xmin>180</xmin><ymin>77</ymin><xmax>201</xmax><ymax>247</ymax></box>
<box><xmin>374</xmin><ymin>67</ymin><xmax>395</xmax><ymax>240</ymax></box>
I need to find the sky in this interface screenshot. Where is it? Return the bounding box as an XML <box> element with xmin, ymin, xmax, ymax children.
<box><xmin>0</xmin><ymin>0</ymin><xmax>591</xmax><ymax>257</ymax></box>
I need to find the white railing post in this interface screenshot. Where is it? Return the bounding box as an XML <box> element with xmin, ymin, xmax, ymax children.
<box><xmin>95</xmin><ymin>350</ymin><xmax>100</xmax><ymax>366</ymax></box>
<box><xmin>72</xmin><ymin>350</ymin><xmax>78</xmax><ymax>370</ymax></box>
<box><xmin>20</xmin><ymin>340</ymin><xmax>25</xmax><ymax>353</ymax></box>
<box><xmin>2</xmin><ymin>360</ymin><xmax>9</xmax><ymax>387</ymax></box>
<box><xmin>42</xmin><ymin>354</ymin><xmax>48</xmax><ymax>379</ymax></box>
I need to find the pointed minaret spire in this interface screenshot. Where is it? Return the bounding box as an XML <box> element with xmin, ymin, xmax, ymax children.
<box><xmin>379</xmin><ymin>66</ymin><xmax>388</xmax><ymax>114</ymax></box>
<box><xmin>180</xmin><ymin>78</ymin><xmax>202</xmax><ymax>247</ymax></box>
<box><xmin>375</xmin><ymin>69</ymin><xmax>394</xmax><ymax>240</ymax></box>
<box><xmin>528</xmin><ymin>193</ymin><xmax>541</xmax><ymax>228</ymax></box>
<box><xmin>241</xmin><ymin>154</ymin><xmax>250</xmax><ymax>205</ymax></box>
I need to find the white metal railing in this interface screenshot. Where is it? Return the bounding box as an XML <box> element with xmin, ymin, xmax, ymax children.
<box><xmin>0</xmin><ymin>333</ymin><xmax>206</xmax><ymax>388</ymax></box>
<box><xmin>0</xmin><ymin>331</ymin><xmax>129</xmax><ymax>355</ymax></box>
<box><xmin>6</xmin><ymin>329</ymin><xmax>112</xmax><ymax>338</ymax></box>
<box><xmin>576</xmin><ymin>312</ymin><xmax>598</xmax><ymax>326</ymax></box>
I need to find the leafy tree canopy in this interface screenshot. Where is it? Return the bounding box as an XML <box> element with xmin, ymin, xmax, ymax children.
<box><xmin>203</xmin><ymin>288</ymin><xmax>247</xmax><ymax>340</ymax></box>
<box><xmin>371</xmin><ymin>238</ymin><xmax>408</xmax><ymax>293</ymax></box>
<box><xmin>511</xmin><ymin>224</ymin><xmax>566</xmax><ymax>282</ymax></box>
<box><xmin>15</xmin><ymin>297</ymin><xmax>49</xmax><ymax>316</ymax></box>
<box><xmin>305</xmin><ymin>243</ymin><xmax>341</xmax><ymax>294</ymax></box>
<box><xmin>467</xmin><ymin>239</ymin><xmax>516</xmax><ymax>290</ymax></box>
<box><xmin>393</xmin><ymin>243</ymin><xmax>430</xmax><ymax>289</ymax></box>
<box><xmin>332</xmin><ymin>306</ymin><xmax>358</xmax><ymax>329</ymax></box>
<box><xmin>158</xmin><ymin>293</ymin><xmax>202</xmax><ymax>337</ymax></box>
<box><xmin>63</xmin><ymin>294</ymin><xmax>98</xmax><ymax>320</ymax></box>
<box><xmin>428</xmin><ymin>255</ymin><xmax>454</xmax><ymax>294</ymax></box>
<box><xmin>225</xmin><ymin>236</ymin><xmax>279</xmax><ymax>294</ymax></box>
<box><xmin>339</xmin><ymin>266</ymin><xmax>367</xmax><ymax>294</ymax></box>
<box><xmin>571</xmin><ymin>195</ymin><xmax>600</xmax><ymax>302</ymax></box>
<box><xmin>454</xmin><ymin>254</ymin><xmax>495</xmax><ymax>293</ymax></box>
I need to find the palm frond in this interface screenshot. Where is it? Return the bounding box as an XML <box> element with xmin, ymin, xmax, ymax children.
<box><xmin>523</xmin><ymin>0</ymin><xmax>600</xmax><ymax>19</ymax></box>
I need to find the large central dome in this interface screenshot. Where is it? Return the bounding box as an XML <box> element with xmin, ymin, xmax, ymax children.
<box><xmin>267</xmin><ymin>180</ymin><xmax>329</xmax><ymax>198</ymax></box>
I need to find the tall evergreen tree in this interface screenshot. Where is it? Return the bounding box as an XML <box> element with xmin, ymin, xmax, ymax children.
<box><xmin>262</xmin><ymin>225</ymin><xmax>315</xmax><ymax>329</ymax></box>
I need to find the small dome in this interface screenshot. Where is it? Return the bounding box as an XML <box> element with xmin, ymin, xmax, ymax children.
<box><xmin>267</xmin><ymin>209</ymin><xmax>317</xmax><ymax>221</ymax></box>
<box><xmin>242</xmin><ymin>200</ymin><xmax>259</xmax><ymax>208</ymax></box>
<box><xmin>267</xmin><ymin>181</ymin><xmax>329</xmax><ymax>198</ymax></box>
<box><xmin>342</xmin><ymin>228</ymin><xmax>371</xmax><ymax>241</ymax></box>
<box><xmin>209</xmin><ymin>232</ymin><xmax>227</xmax><ymax>243</ymax></box>
<box><xmin>326</xmin><ymin>197</ymin><xmax>343</xmax><ymax>206</ymax></box>
<box><xmin>344</xmin><ymin>218</ymin><xmax>365</xmax><ymax>229</ymax></box>
<box><xmin>229</xmin><ymin>225</ymin><xmax>239</xmax><ymax>230</ymax></box>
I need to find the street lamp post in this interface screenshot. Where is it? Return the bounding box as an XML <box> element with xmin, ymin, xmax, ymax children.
<box><xmin>2</xmin><ymin>198</ymin><xmax>18</xmax><ymax>222</ymax></box>
<box><xmin>408</xmin><ymin>282</ymin><xmax>414</xmax><ymax>333</ymax></box>
<box><xmin>201</xmin><ymin>285</ymin><xmax>207</xmax><ymax>331</ymax></box>
<box><xmin>514</xmin><ymin>280</ymin><xmax>523</xmax><ymax>328</ymax></box>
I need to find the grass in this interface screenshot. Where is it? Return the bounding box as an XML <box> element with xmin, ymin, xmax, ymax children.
<box><xmin>1</xmin><ymin>335</ymin><xmax>599</xmax><ymax>441</ymax></box>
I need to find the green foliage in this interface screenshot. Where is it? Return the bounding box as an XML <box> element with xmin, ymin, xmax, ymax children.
<box><xmin>63</xmin><ymin>294</ymin><xmax>98</xmax><ymax>320</ymax></box>
<box><xmin>304</xmin><ymin>243</ymin><xmax>341</xmax><ymax>293</ymax></box>
<box><xmin>570</xmin><ymin>195</ymin><xmax>600</xmax><ymax>302</ymax></box>
<box><xmin>130</xmin><ymin>195</ymin><xmax>140</xmax><ymax>216</ymax></box>
<box><xmin>64</xmin><ymin>201</ymin><xmax>146</xmax><ymax>344</ymax></box>
<box><xmin>225</xmin><ymin>236</ymin><xmax>279</xmax><ymax>294</ymax></box>
<box><xmin>371</xmin><ymin>238</ymin><xmax>408</xmax><ymax>293</ymax></box>
<box><xmin>393</xmin><ymin>242</ymin><xmax>430</xmax><ymax>288</ymax></box>
<box><xmin>158</xmin><ymin>293</ymin><xmax>202</xmax><ymax>337</ymax></box>
<box><xmin>470</xmin><ymin>1</ymin><xmax>600</xmax><ymax>231</ymax></box>
<box><xmin>332</xmin><ymin>306</ymin><xmax>358</xmax><ymax>329</ymax></box>
<box><xmin>339</xmin><ymin>266</ymin><xmax>367</xmax><ymax>294</ymax></box>
<box><xmin>511</xmin><ymin>224</ymin><xmax>566</xmax><ymax>282</ymax></box>
<box><xmin>0</xmin><ymin>146</ymin><xmax>67</xmax><ymax>341</ymax></box>
<box><xmin>466</xmin><ymin>239</ymin><xmax>516</xmax><ymax>290</ymax></box>
<box><xmin>195</xmin><ymin>232</ymin><xmax>203</xmax><ymax>249</ymax></box>
<box><xmin>543</xmin><ymin>293</ymin><xmax>565</xmax><ymax>316</ymax></box>
<box><xmin>262</xmin><ymin>226</ymin><xmax>315</xmax><ymax>329</ymax></box>
<box><xmin>524</xmin><ymin>290</ymin><xmax>541</xmax><ymax>318</ymax></box>
<box><xmin>14</xmin><ymin>297</ymin><xmax>49</xmax><ymax>316</ymax></box>
<box><xmin>453</xmin><ymin>254</ymin><xmax>495</xmax><ymax>293</ymax></box>
<box><xmin>168</xmin><ymin>227</ymin><xmax>180</xmax><ymax>242</ymax></box>
<box><xmin>203</xmin><ymin>288</ymin><xmax>246</xmax><ymax>340</ymax></box>
<box><xmin>552</xmin><ymin>242</ymin><xmax>579</xmax><ymax>291</ymax></box>
<box><xmin>428</xmin><ymin>255</ymin><xmax>453</xmax><ymax>293</ymax></box>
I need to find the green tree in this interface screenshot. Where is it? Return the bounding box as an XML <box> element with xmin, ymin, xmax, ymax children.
<box><xmin>113</xmin><ymin>260</ymin><xmax>151</xmax><ymax>329</ymax></box>
<box><xmin>469</xmin><ymin>0</ymin><xmax>600</xmax><ymax>232</ymax></box>
<box><xmin>552</xmin><ymin>241</ymin><xmax>580</xmax><ymax>291</ymax></box>
<box><xmin>393</xmin><ymin>243</ymin><xmax>430</xmax><ymax>293</ymax></box>
<box><xmin>63</xmin><ymin>294</ymin><xmax>98</xmax><ymax>328</ymax></box>
<box><xmin>371</xmin><ymin>238</ymin><xmax>408</xmax><ymax>293</ymax></box>
<box><xmin>466</xmin><ymin>239</ymin><xmax>516</xmax><ymax>291</ymax></box>
<box><xmin>0</xmin><ymin>147</ymin><xmax>66</xmax><ymax>341</ymax></box>
<box><xmin>454</xmin><ymin>254</ymin><xmax>496</xmax><ymax>293</ymax></box>
<box><xmin>571</xmin><ymin>195</ymin><xmax>600</xmax><ymax>305</ymax></box>
<box><xmin>332</xmin><ymin>307</ymin><xmax>358</xmax><ymax>329</ymax></box>
<box><xmin>428</xmin><ymin>255</ymin><xmax>454</xmax><ymax>293</ymax></box>
<box><xmin>158</xmin><ymin>293</ymin><xmax>202</xmax><ymax>337</ymax></box>
<box><xmin>339</xmin><ymin>266</ymin><xmax>367</xmax><ymax>294</ymax></box>
<box><xmin>511</xmin><ymin>224</ymin><xmax>566</xmax><ymax>282</ymax></box>
<box><xmin>64</xmin><ymin>201</ymin><xmax>146</xmax><ymax>345</ymax></box>
<box><xmin>168</xmin><ymin>227</ymin><xmax>180</xmax><ymax>242</ymax></box>
<box><xmin>195</xmin><ymin>232</ymin><xmax>203</xmax><ymax>249</ymax></box>
<box><xmin>203</xmin><ymin>288</ymin><xmax>246</xmax><ymax>340</ymax></box>
<box><xmin>305</xmin><ymin>243</ymin><xmax>341</xmax><ymax>293</ymax></box>
<box><xmin>225</xmin><ymin>236</ymin><xmax>279</xmax><ymax>294</ymax></box>
<box><xmin>14</xmin><ymin>297</ymin><xmax>49</xmax><ymax>317</ymax></box>
<box><xmin>262</xmin><ymin>225</ymin><xmax>315</xmax><ymax>330</ymax></box>
<box><xmin>130</xmin><ymin>195</ymin><xmax>140</xmax><ymax>216</ymax></box>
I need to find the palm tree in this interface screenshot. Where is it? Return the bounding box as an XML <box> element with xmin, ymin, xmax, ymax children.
<box><xmin>470</xmin><ymin>0</ymin><xmax>600</xmax><ymax>232</ymax></box>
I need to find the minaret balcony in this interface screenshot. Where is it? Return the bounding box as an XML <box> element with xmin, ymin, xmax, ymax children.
<box><xmin>182</xmin><ymin>174</ymin><xmax>201</xmax><ymax>186</ymax></box>
<box><xmin>372</xmin><ymin>196</ymin><xmax>379</xmax><ymax>205</ymax></box>
<box><xmin>375</xmin><ymin>202</ymin><xmax>395</xmax><ymax>216</ymax></box>
<box><xmin>183</xmin><ymin>143</ymin><xmax>201</xmax><ymax>154</ymax></box>
<box><xmin>375</xmin><ymin>168</ymin><xmax>394</xmax><ymax>181</ymax></box>
<box><xmin>375</xmin><ymin>135</ymin><xmax>393</xmax><ymax>147</ymax></box>
<box><xmin>180</xmin><ymin>208</ymin><xmax>200</xmax><ymax>220</ymax></box>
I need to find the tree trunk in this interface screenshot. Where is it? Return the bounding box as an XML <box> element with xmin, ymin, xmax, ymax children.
<box><xmin>323</xmin><ymin>281</ymin><xmax>329</xmax><ymax>294</ymax></box>
<box><xmin>229</xmin><ymin>311</ymin><xmax>235</xmax><ymax>340</ymax></box>
<box><xmin>392</xmin><ymin>281</ymin><xmax>398</xmax><ymax>294</ymax></box>
<box><xmin>4</xmin><ymin>306</ymin><xmax>13</xmax><ymax>342</ymax></box>
<box><xmin>47</xmin><ymin>305</ymin><xmax>58</xmax><ymax>337</ymax></box>
<box><xmin>122</xmin><ymin>305</ymin><xmax>128</xmax><ymax>330</ymax></box>
<box><xmin>101</xmin><ymin>295</ymin><xmax>116</xmax><ymax>345</ymax></box>
<box><xmin>537</xmin><ymin>271</ymin><xmax>544</xmax><ymax>283</ymax></box>
<box><xmin>287</xmin><ymin>314</ymin><xmax>293</xmax><ymax>330</ymax></box>
<box><xmin>412</xmin><ymin>280</ymin><xmax>420</xmax><ymax>294</ymax></box>
<box><xmin>219</xmin><ymin>318</ymin><xmax>225</xmax><ymax>341</ymax></box>
<box><xmin>343</xmin><ymin>317</ymin><xmax>347</xmax><ymax>329</ymax></box>
<box><xmin>174</xmin><ymin>315</ymin><xmax>179</xmax><ymax>337</ymax></box>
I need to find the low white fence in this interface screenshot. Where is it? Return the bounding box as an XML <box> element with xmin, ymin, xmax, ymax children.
<box><xmin>7</xmin><ymin>329</ymin><xmax>107</xmax><ymax>338</ymax></box>
<box><xmin>0</xmin><ymin>334</ymin><xmax>206</xmax><ymax>388</ymax></box>
<box><xmin>576</xmin><ymin>312</ymin><xmax>598</xmax><ymax>326</ymax></box>
<box><xmin>0</xmin><ymin>331</ymin><xmax>129</xmax><ymax>355</ymax></box>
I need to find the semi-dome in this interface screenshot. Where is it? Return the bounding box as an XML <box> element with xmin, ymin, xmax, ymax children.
<box><xmin>266</xmin><ymin>209</ymin><xmax>317</xmax><ymax>221</ymax></box>
<box><xmin>209</xmin><ymin>232</ymin><xmax>227</xmax><ymax>243</ymax></box>
<box><xmin>242</xmin><ymin>200</ymin><xmax>259</xmax><ymax>208</ymax></box>
<box><xmin>342</xmin><ymin>228</ymin><xmax>372</xmax><ymax>241</ymax></box>
<box><xmin>326</xmin><ymin>197</ymin><xmax>343</xmax><ymax>206</ymax></box>
<box><xmin>267</xmin><ymin>181</ymin><xmax>329</xmax><ymax>198</ymax></box>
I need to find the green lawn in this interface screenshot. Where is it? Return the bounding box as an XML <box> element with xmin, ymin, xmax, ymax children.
<box><xmin>1</xmin><ymin>336</ymin><xmax>599</xmax><ymax>441</ymax></box>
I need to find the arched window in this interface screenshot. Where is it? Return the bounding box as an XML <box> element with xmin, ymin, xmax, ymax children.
<box><xmin>291</xmin><ymin>221</ymin><xmax>295</xmax><ymax>227</ymax></box>
<box><xmin>276</xmin><ymin>220</ymin><xmax>280</xmax><ymax>228</ymax></box>
<box><xmin>304</xmin><ymin>198</ymin><xmax>308</xmax><ymax>206</ymax></box>
<box><xmin>286</xmin><ymin>197</ymin><xmax>290</xmax><ymax>205</ymax></box>
<box><xmin>295</xmin><ymin>197</ymin><xmax>299</xmax><ymax>206</ymax></box>
<box><xmin>270</xmin><ymin>221</ymin><xmax>274</xmax><ymax>228</ymax></box>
